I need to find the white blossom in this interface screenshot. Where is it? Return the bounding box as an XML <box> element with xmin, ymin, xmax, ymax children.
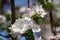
<box><xmin>49</xmin><ymin>35</ymin><xmax>56</xmax><ymax>39</ymax></box>
<box><xmin>0</xmin><ymin>15</ymin><xmax>6</xmax><ymax>23</ymax></box>
<box><xmin>9</xmin><ymin>16</ymin><xmax>35</xmax><ymax>34</ymax></box>
<box><xmin>56</xmin><ymin>27</ymin><xmax>60</xmax><ymax>32</ymax></box>
<box><xmin>9</xmin><ymin>15</ymin><xmax>41</xmax><ymax>36</ymax></box>
<box><xmin>26</xmin><ymin>8</ymin><xmax>36</xmax><ymax>17</ymax></box>
<box><xmin>9</xmin><ymin>4</ymin><xmax>48</xmax><ymax>37</ymax></box>
<box><xmin>18</xmin><ymin>7</ymin><xmax>27</xmax><ymax>13</ymax></box>
<box><xmin>18</xmin><ymin>5</ymin><xmax>47</xmax><ymax>18</ymax></box>
<box><xmin>26</xmin><ymin>5</ymin><xmax>47</xmax><ymax>18</ymax></box>
<box><xmin>32</xmin><ymin>5</ymin><xmax>47</xmax><ymax>18</ymax></box>
<box><xmin>7</xmin><ymin>9</ymin><xmax>11</xmax><ymax>15</ymax></box>
<box><xmin>32</xmin><ymin>24</ymin><xmax>41</xmax><ymax>33</ymax></box>
<box><xmin>56</xmin><ymin>33</ymin><xmax>60</xmax><ymax>38</ymax></box>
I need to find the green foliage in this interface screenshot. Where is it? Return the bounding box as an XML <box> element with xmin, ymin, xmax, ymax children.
<box><xmin>6</xmin><ymin>24</ymin><xmax>11</xmax><ymax>29</ymax></box>
<box><xmin>31</xmin><ymin>13</ymin><xmax>40</xmax><ymax>24</ymax></box>
<box><xmin>6</xmin><ymin>24</ymin><xmax>11</xmax><ymax>32</ymax></box>
<box><xmin>0</xmin><ymin>38</ymin><xmax>2</xmax><ymax>40</ymax></box>
<box><xmin>56</xmin><ymin>18</ymin><xmax>60</xmax><ymax>27</ymax></box>
<box><xmin>40</xmin><ymin>17</ymin><xmax>47</xmax><ymax>22</ymax></box>
<box><xmin>21</xmin><ymin>29</ymin><xmax>35</xmax><ymax>40</ymax></box>
<box><xmin>0</xmin><ymin>24</ymin><xmax>11</xmax><ymax>32</ymax></box>
<box><xmin>16</xmin><ymin>13</ymin><xmax>23</xmax><ymax>18</ymax></box>
<box><xmin>37</xmin><ymin>0</ymin><xmax>44</xmax><ymax>4</ymax></box>
<box><xmin>0</xmin><ymin>27</ymin><xmax>6</xmax><ymax>32</ymax></box>
<box><xmin>43</xmin><ymin>2</ymin><xmax>53</xmax><ymax>10</ymax></box>
<box><xmin>31</xmin><ymin>13</ymin><xmax>40</xmax><ymax>18</ymax></box>
<box><xmin>37</xmin><ymin>0</ymin><xmax>53</xmax><ymax>10</ymax></box>
<box><xmin>3</xmin><ymin>14</ymin><xmax>11</xmax><ymax>21</ymax></box>
<box><xmin>0</xmin><ymin>22</ymin><xmax>3</xmax><ymax>24</ymax></box>
<box><xmin>31</xmin><ymin>13</ymin><xmax>47</xmax><ymax>24</ymax></box>
<box><xmin>0</xmin><ymin>22</ymin><xmax>3</xmax><ymax>26</ymax></box>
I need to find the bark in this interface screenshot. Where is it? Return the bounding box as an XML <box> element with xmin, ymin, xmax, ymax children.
<box><xmin>10</xmin><ymin>0</ymin><xmax>16</xmax><ymax>40</ymax></box>
<box><xmin>11</xmin><ymin>0</ymin><xmax>15</xmax><ymax>24</ymax></box>
<box><xmin>48</xmin><ymin>0</ymin><xmax>57</xmax><ymax>36</ymax></box>
<box><xmin>0</xmin><ymin>0</ymin><xmax>3</xmax><ymax>14</ymax></box>
<box><xmin>49</xmin><ymin>9</ymin><xmax>57</xmax><ymax>36</ymax></box>
<box><xmin>44</xmin><ymin>0</ymin><xmax>57</xmax><ymax>36</ymax></box>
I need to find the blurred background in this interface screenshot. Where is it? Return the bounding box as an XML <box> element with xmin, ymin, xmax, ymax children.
<box><xmin>0</xmin><ymin>0</ymin><xmax>60</xmax><ymax>40</ymax></box>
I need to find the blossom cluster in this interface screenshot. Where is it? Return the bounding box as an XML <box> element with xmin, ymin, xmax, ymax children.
<box><xmin>19</xmin><ymin>5</ymin><xmax>47</xmax><ymax>18</ymax></box>
<box><xmin>9</xmin><ymin>4</ymin><xmax>47</xmax><ymax>36</ymax></box>
<box><xmin>9</xmin><ymin>15</ymin><xmax>41</xmax><ymax>35</ymax></box>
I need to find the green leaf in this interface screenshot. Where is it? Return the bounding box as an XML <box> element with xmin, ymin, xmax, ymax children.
<box><xmin>6</xmin><ymin>24</ymin><xmax>11</xmax><ymax>29</ymax></box>
<box><xmin>0</xmin><ymin>27</ymin><xmax>6</xmax><ymax>32</ymax></box>
<box><xmin>31</xmin><ymin>13</ymin><xmax>40</xmax><ymax>18</ymax></box>
<box><xmin>31</xmin><ymin>13</ymin><xmax>47</xmax><ymax>24</ymax></box>
<box><xmin>43</xmin><ymin>2</ymin><xmax>53</xmax><ymax>10</ymax></box>
<box><xmin>16</xmin><ymin>13</ymin><xmax>23</xmax><ymax>18</ymax></box>
<box><xmin>0</xmin><ymin>38</ymin><xmax>2</xmax><ymax>40</ymax></box>
<box><xmin>37</xmin><ymin>0</ymin><xmax>53</xmax><ymax>10</ymax></box>
<box><xmin>21</xmin><ymin>29</ymin><xmax>35</xmax><ymax>40</ymax></box>
<box><xmin>0</xmin><ymin>24</ymin><xmax>11</xmax><ymax>32</ymax></box>
<box><xmin>0</xmin><ymin>22</ymin><xmax>3</xmax><ymax>26</ymax></box>
<box><xmin>6</xmin><ymin>24</ymin><xmax>11</xmax><ymax>32</ymax></box>
<box><xmin>31</xmin><ymin>13</ymin><xmax>40</xmax><ymax>24</ymax></box>
<box><xmin>37</xmin><ymin>0</ymin><xmax>44</xmax><ymax>4</ymax></box>
<box><xmin>56</xmin><ymin>18</ymin><xmax>60</xmax><ymax>27</ymax></box>
<box><xmin>3</xmin><ymin>14</ymin><xmax>11</xmax><ymax>21</ymax></box>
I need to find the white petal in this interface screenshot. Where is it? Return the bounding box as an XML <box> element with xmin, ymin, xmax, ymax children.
<box><xmin>13</xmin><ymin>28</ymin><xmax>20</xmax><ymax>32</ymax></box>
<box><xmin>19</xmin><ymin>7</ymin><xmax>26</xmax><ymax>13</ymax></box>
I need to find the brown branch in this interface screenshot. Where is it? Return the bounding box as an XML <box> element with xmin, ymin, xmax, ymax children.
<box><xmin>11</xmin><ymin>0</ymin><xmax>15</xmax><ymax>24</ymax></box>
